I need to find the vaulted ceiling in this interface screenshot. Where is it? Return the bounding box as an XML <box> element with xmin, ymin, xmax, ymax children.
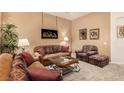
<box><xmin>46</xmin><ymin>12</ymin><xmax>90</xmax><ymax>20</ymax></box>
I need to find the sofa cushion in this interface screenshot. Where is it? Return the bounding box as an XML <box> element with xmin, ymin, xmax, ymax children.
<box><xmin>82</xmin><ymin>45</ymin><xmax>89</xmax><ymax>52</ymax></box>
<box><xmin>43</xmin><ymin>46</ymin><xmax>53</xmax><ymax>54</ymax></box>
<box><xmin>57</xmin><ymin>52</ymin><xmax>70</xmax><ymax>56</ymax></box>
<box><xmin>21</xmin><ymin>52</ymin><xmax>35</xmax><ymax>66</ymax></box>
<box><xmin>83</xmin><ymin>45</ymin><xmax>98</xmax><ymax>53</ymax></box>
<box><xmin>27</xmin><ymin>68</ymin><xmax>62</xmax><ymax>81</ymax></box>
<box><xmin>43</xmin><ymin>53</ymin><xmax>59</xmax><ymax>59</ymax></box>
<box><xmin>90</xmin><ymin>46</ymin><xmax>98</xmax><ymax>51</ymax></box>
<box><xmin>0</xmin><ymin>53</ymin><xmax>12</xmax><ymax>81</ymax></box>
<box><xmin>28</xmin><ymin>61</ymin><xmax>48</xmax><ymax>70</ymax></box>
<box><xmin>52</xmin><ymin>45</ymin><xmax>60</xmax><ymax>53</ymax></box>
<box><xmin>47</xmin><ymin>47</ymin><xmax>53</xmax><ymax>54</ymax></box>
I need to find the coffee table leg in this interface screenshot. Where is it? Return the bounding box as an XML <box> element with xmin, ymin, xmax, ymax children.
<box><xmin>72</xmin><ymin>64</ymin><xmax>80</xmax><ymax>72</ymax></box>
<box><xmin>57</xmin><ymin>67</ymin><xmax>63</xmax><ymax>76</ymax></box>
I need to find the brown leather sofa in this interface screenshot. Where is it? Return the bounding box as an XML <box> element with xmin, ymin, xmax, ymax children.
<box><xmin>34</xmin><ymin>45</ymin><xmax>71</xmax><ymax>66</ymax></box>
<box><xmin>75</xmin><ymin>45</ymin><xmax>98</xmax><ymax>62</ymax></box>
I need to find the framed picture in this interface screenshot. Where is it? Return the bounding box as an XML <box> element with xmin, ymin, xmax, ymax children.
<box><xmin>79</xmin><ymin>28</ymin><xmax>87</xmax><ymax>40</ymax></box>
<box><xmin>41</xmin><ymin>29</ymin><xmax>58</xmax><ymax>39</ymax></box>
<box><xmin>90</xmin><ymin>28</ymin><xmax>100</xmax><ymax>40</ymax></box>
<box><xmin>117</xmin><ymin>25</ymin><xmax>124</xmax><ymax>38</ymax></box>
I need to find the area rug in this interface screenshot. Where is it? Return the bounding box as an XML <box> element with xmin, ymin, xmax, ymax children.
<box><xmin>63</xmin><ymin>61</ymin><xmax>124</xmax><ymax>81</ymax></box>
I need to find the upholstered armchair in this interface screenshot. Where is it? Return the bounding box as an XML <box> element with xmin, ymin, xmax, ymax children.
<box><xmin>75</xmin><ymin>45</ymin><xmax>98</xmax><ymax>62</ymax></box>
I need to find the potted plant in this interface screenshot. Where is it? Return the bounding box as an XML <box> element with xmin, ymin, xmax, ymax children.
<box><xmin>1</xmin><ymin>24</ymin><xmax>18</xmax><ymax>54</ymax></box>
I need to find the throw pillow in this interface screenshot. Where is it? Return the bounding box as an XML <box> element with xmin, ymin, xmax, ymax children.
<box><xmin>21</xmin><ymin>52</ymin><xmax>35</xmax><ymax>66</ymax></box>
<box><xmin>10</xmin><ymin>56</ymin><xmax>29</xmax><ymax>81</ymax></box>
<box><xmin>27</xmin><ymin>68</ymin><xmax>62</xmax><ymax>81</ymax></box>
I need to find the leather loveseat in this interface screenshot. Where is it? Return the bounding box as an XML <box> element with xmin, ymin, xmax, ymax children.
<box><xmin>75</xmin><ymin>45</ymin><xmax>98</xmax><ymax>62</ymax></box>
<box><xmin>34</xmin><ymin>45</ymin><xmax>71</xmax><ymax>66</ymax></box>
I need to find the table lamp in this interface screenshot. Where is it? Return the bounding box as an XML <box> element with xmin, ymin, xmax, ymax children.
<box><xmin>64</xmin><ymin>36</ymin><xmax>69</xmax><ymax>42</ymax></box>
<box><xmin>60</xmin><ymin>36</ymin><xmax>69</xmax><ymax>46</ymax></box>
<box><xmin>18</xmin><ymin>38</ymin><xmax>30</xmax><ymax>52</ymax></box>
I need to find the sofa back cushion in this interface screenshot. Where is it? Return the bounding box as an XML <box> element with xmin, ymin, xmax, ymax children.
<box><xmin>0</xmin><ymin>53</ymin><xmax>12</xmax><ymax>81</ymax></box>
<box><xmin>90</xmin><ymin>45</ymin><xmax>98</xmax><ymax>51</ymax></box>
<box><xmin>44</xmin><ymin>45</ymin><xmax>62</xmax><ymax>54</ymax></box>
<box><xmin>52</xmin><ymin>45</ymin><xmax>61</xmax><ymax>53</ymax></box>
<box><xmin>82</xmin><ymin>45</ymin><xmax>98</xmax><ymax>53</ymax></box>
<box><xmin>43</xmin><ymin>46</ymin><xmax>53</xmax><ymax>54</ymax></box>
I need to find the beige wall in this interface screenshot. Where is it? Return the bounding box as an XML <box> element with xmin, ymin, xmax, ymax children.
<box><xmin>0</xmin><ymin>13</ymin><xmax>2</xmax><ymax>43</ymax></box>
<box><xmin>111</xmin><ymin>12</ymin><xmax>124</xmax><ymax>64</ymax></box>
<box><xmin>0</xmin><ymin>13</ymin><xmax>1</xmax><ymax>29</ymax></box>
<box><xmin>72</xmin><ymin>13</ymin><xmax>110</xmax><ymax>57</ymax></box>
<box><xmin>2</xmin><ymin>12</ymin><xmax>72</xmax><ymax>54</ymax></box>
<box><xmin>0</xmin><ymin>12</ymin><xmax>110</xmax><ymax>57</ymax></box>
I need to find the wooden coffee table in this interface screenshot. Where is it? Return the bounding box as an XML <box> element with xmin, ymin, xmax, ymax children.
<box><xmin>48</xmin><ymin>56</ymin><xmax>80</xmax><ymax>74</ymax></box>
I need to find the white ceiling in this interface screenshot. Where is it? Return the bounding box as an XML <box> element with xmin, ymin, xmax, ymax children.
<box><xmin>46</xmin><ymin>12</ymin><xmax>90</xmax><ymax>20</ymax></box>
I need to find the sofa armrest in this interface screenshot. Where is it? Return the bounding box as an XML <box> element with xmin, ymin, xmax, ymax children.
<box><xmin>38</xmin><ymin>56</ymin><xmax>52</xmax><ymax>66</ymax></box>
<box><xmin>34</xmin><ymin>52</ymin><xmax>46</xmax><ymax>62</ymax></box>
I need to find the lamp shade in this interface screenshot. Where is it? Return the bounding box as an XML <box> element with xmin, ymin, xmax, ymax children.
<box><xmin>18</xmin><ymin>38</ymin><xmax>30</xmax><ymax>47</ymax></box>
<box><xmin>64</xmin><ymin>36</ymin><xmax>69</xmax><ymax>42</ymax></box>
